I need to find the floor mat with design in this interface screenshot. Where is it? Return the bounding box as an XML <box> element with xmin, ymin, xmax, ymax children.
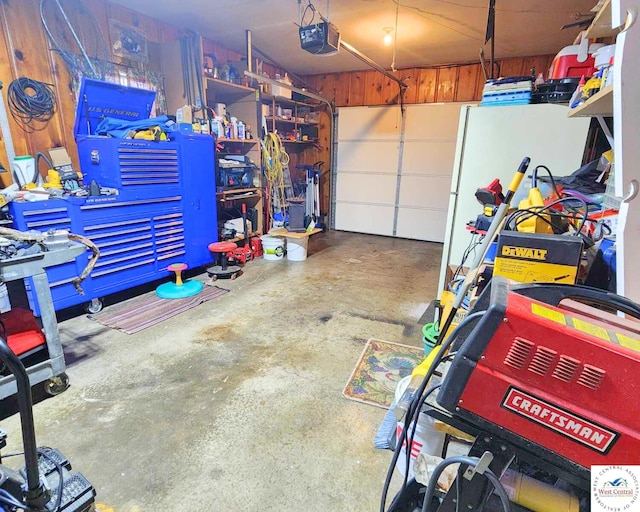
<box><xmin>342</xmin><ymin>338</ymin><xmax>424</xmax><ymax>409</ymax></box>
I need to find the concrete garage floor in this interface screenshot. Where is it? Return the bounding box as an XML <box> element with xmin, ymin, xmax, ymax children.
<box><xmin>2</xmin><ymin>231</ymin><xmax>442</xmax><ymax>511</ymax></box>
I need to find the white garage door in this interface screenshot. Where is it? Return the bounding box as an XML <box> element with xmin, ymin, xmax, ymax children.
<box><xmin>334</xmin><ymin>103</ymin><xmax>467</xmax><ymax>242</ymax></box>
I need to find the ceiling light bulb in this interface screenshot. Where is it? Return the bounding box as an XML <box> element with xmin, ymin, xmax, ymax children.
<box><xmin>383</xmin><ymin>28</ymin><xmax>393</xmax><ymax>47</ymax></box>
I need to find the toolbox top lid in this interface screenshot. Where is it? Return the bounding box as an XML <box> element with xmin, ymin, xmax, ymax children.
<box><xmin>73</xmin><ymin>78</ymin><xmax>156</xmax><ymax>137</ymax></box>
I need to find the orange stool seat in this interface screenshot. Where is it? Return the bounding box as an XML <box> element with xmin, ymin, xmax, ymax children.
<box><xmin>209</xmin><ymin>241</ymin><xmax>237</xmax><ymax>253</ymax></box>
<box><xmin>207</xmin><ymin>241</ymin><xmax>241</xmax><ymax>280</ymax></box>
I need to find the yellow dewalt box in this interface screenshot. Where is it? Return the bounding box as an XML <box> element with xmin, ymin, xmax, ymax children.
<box><xmin>494</xmin><ymin>231</ymin><xmax>582</xmax><ymax>284</ymax></box>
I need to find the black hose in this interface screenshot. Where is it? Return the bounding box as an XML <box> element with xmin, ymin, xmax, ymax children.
<box><xmin>7</xmin><ymin>78</ymin><xmax>56</xmax><ymax>132</ymax></box>
<box><xmin>404</xmin><ymin>384</ymin><xmax>442</xmax><ymax>491</ymax></box>
<box><xmin>35</xmin><ymin>152</ymin><xmax>53</xmax><ymax>184</ymax></box>
<box><xmin>380</xmin><ymin>311</ymin><xmax>486</xmax><ymax>512</ymax></box>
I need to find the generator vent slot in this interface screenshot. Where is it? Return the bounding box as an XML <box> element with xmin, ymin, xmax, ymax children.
<box><xmin>552</xmin><ymin>355</ymin><xmax>581</xmax><ymax>383</ymax></box>
<box><xmin>577</xmin><ymin>364</ymin><xmax>606</xmax><ymax>390</ymax></box>
<box><xmin>504</xmin><ymin>337</ymin><xmax>535</xmax><ymax>370</ymax></box>
<box><xmin>528</xmin><ymin>346</ymin><xmax>557</xmax><ymax>375</ymax></box>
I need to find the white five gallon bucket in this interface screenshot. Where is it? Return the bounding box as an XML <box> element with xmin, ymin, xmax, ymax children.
<box><xmin>394</xmin><ymin>376</ymin><xmax>446</xmax><ymax>478</ymax></box>
<box><xmin>286</xmin><ymin>237</ymin><xmax>308</xmax><ymax>261</ymax></box>
<box><xmin>12</xmin><ymin>156</ymin><xmax>36</xmax><ymax>188</ymax></box>
<box><xmin>260</xmin><ymin>235</ymin><xmax>285</xmax><ymax>261</ymax></box>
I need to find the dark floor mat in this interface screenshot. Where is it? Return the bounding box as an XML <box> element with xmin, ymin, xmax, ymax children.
<box><xmin>88</xmin><ymin>284</ymin><xmax>229</xmax><ymax>334</ymax></box>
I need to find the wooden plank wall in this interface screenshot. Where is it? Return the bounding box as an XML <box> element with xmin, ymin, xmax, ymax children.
<box><xmin>0</xmin><ymin>0</ymin><xmax>181</xmax><ymax>186</ymax></box>
<box><xmin>304</xmin><ymin>55</ymin><xmax>555</xmax><ymax>107</ymax></box>
<box><xmin>202</xmin><ymin>38</ymin><xmax>243</xmax><ymax>67</ymax></box>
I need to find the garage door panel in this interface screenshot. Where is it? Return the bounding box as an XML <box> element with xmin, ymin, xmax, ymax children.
<box><xmin>338</xmin><ymin>106</ymin><xmax>402</xmax><ymax>141</ymax></box>
<box><xmin>335</xmin><ymin>103</ymin><xmax>466</xmax><ymax>240</ymax></box>
<box><xmin>402</xmin><ymin>141</ymin><xmax>457</xmax><ymax>175</ymax></box>
<box><xmin>334</xmin><ymin>203</ymin><xmax>394</xmax><ymax>236</ymax></box>
<box><xmin>399</xmin><ymin>175</ymin><xmax>452</xmax><ymax>210</ymax></box>
<box><xmin>395</xmin><ymin>208</ymin><xmax>448</xmax><ymax>242</ymax></box>
<box><xmin>404</xmin><ymin>103</ymin><xmax>467</xmax><ymax>140</ymax></box>
<box><xmin>336</xmin><ymin>173</ymin><xmax>397</xmax><ymax>204</ymax></box>
<box><xmin>337</xmin><ymin>141</ymin><xmax>399</xmax><ymax>173</ymax></box>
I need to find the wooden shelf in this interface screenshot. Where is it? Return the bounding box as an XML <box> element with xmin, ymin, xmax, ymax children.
<box><xmin>206</xmin><ymin>77</ymin><xmax>257</xmax><ymax>101</ymax></box>
<box><xmin>217</xmin><ymin>139</ymin><xmax>258</xmax><ymax>144</ymax></box>
<box><xmin>268</xmin><ymin>227</ymin><xmax>323</xmax><ymax>239</ymax></box>
<box><xmin>282</xmin><ymin>140</ymin><xmax>318</xmax><ymax>145</ymax></box>
<box><xmin>218</xmin><ymin>193</ymin><xmax>260</xmax><ymax>201</ymax></box>
<box><xmin>261</xmin><ymin>93</ymin><xmax>321</xmax><ymax>108</ymax></box>
<box><xmin>216</xmin><ymin>187</ymin><xmax>262</xmax><ymax>199</ymax></box>
<box><xmin>568</xmin><ymin>84</ymin><xmax>613</xmax><ymax>117</ymax></box>
<box><xmin>226</xmin><ymin>231</ymin><xmax>262</xmax><ymax>243</ymax></box>
<box><xmin>267</xmin><ymin>116</ymin><xmax>319</xmax><ymax>127</ymax></box>
<box><xmin>585</xmin><ymin>0</ymin><xmax>618</xmax><ymax>39</ymax></box>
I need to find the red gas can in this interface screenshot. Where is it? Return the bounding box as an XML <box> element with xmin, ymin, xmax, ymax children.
<box><xmin>249</xmin><ymin>237</ymin><xmax>263</xmax><ymax>258</ymax></box>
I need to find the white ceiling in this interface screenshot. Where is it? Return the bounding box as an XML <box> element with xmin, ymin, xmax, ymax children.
<box><xmin>112</xmin><ymin>0</ymin><xmax>597</xmax><ymax>75</ymax></box>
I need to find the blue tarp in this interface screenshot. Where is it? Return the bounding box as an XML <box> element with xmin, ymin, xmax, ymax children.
<box><xmin>95</xmin><ymin>115</ymin><xmax>171</xmax><ymax>138</ymax></box>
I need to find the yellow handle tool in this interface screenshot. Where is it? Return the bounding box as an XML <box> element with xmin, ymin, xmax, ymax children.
<box><xmin>438</xmin><ymin>157</ymin><xmax>530</xmax><ymax>343</ymax></box>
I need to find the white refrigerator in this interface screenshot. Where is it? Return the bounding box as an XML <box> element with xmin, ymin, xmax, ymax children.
<box><xmin>438</xmin><ymin>104</ymin><xmax>591</xmax><ymax>292</ymax></box>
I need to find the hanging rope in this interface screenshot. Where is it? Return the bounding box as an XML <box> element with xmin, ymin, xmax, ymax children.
<box><xmin>261</xmin><ymin>132</ymin><xmax>290</xmax><ymax>228</ymax></box>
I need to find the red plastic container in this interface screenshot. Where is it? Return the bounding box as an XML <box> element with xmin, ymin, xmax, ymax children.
<box><xmin>549</xmin><ymin>44</ymin><xmax>603</xmax><ymax>79</ymax></box>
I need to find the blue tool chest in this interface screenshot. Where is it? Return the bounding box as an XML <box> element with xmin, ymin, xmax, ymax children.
<box><xmin>10</xmin><ymin>79</ymin><xmax>217</xmax><ymax>313</ymax></box>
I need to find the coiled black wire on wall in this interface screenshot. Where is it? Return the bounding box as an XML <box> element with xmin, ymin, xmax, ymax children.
<box><xmin>7</xmin><ymin>77</ymin><xmax>57</xmax><ymax>133</ymax></box>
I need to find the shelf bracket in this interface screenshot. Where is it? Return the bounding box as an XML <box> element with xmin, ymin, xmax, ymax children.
<box><xmin>596</xmin><ymin>115</ymin><xmax>614</xmax><ymax>148</ymax></box>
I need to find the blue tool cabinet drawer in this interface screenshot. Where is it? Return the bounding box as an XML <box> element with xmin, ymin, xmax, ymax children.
<box><xmin>83</xmin><ymin>215</ymin><xmax>156</xmax><ymax>292</ymax></box>
<box><xmin>20</xmin><ymin>207</ymin><xmax>73</xmax><ymax>232</ymax></box>
<box><xmin>11</xmin><ymin>201</ymin><xmax>87</xmax><ymax>314</ymax></box>
<box><xmin>77</xmin><ymin>138</ymin><xmax>183</xmax><ymax>194</ymax></box>
<box><xmin>154</xmin><ymin>213</ymin><xmax>186</xmax><ymax>263</ymax></box>
<box><xmin>78</xmin><ymin>195</ymin><xmax>183</xmax><ymax>221</ymax></box>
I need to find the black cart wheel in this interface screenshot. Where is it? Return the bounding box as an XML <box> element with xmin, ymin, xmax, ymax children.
<box><xmin>85</xmin><ymin>298</ymin><xmax>104</xmax><ymax>314</ymax></box>
<box><xmin>44</xmin><ymin>373</ymin><xmax>69</xmax><ymax>396</ymax></box>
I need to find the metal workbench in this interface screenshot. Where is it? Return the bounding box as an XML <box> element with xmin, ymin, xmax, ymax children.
<box><xmin>0</xmin><ymin>242</ymin><xmax>86</xmax><ymax>399</ymax></box>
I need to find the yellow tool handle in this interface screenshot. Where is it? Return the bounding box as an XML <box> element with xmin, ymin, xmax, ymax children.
<box><xmin>504</xmin><ymin>156</ymin><xmax>531</xmax><ymax>203</ymax></box>
<box><xmin>438</xmin><ymin>157</ymin><xmax>531</xmax><ymax>344</ymax></box>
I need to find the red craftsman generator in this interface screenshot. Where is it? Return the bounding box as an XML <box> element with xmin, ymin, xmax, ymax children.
<box><xmin>421</xmin><ymin>277</ymin><xmax>640</xmax><ymax>511</ymax></box>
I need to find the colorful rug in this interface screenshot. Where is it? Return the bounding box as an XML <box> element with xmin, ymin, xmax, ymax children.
<box><xmin>342</xmin><ymin>338</ymin><xmax>424</xmax><ymax>409</ymax></box>
<box><xmin>89</xmin><ymin>284</ymin><xmax>229</xmax><ymax>334</ymax></box>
